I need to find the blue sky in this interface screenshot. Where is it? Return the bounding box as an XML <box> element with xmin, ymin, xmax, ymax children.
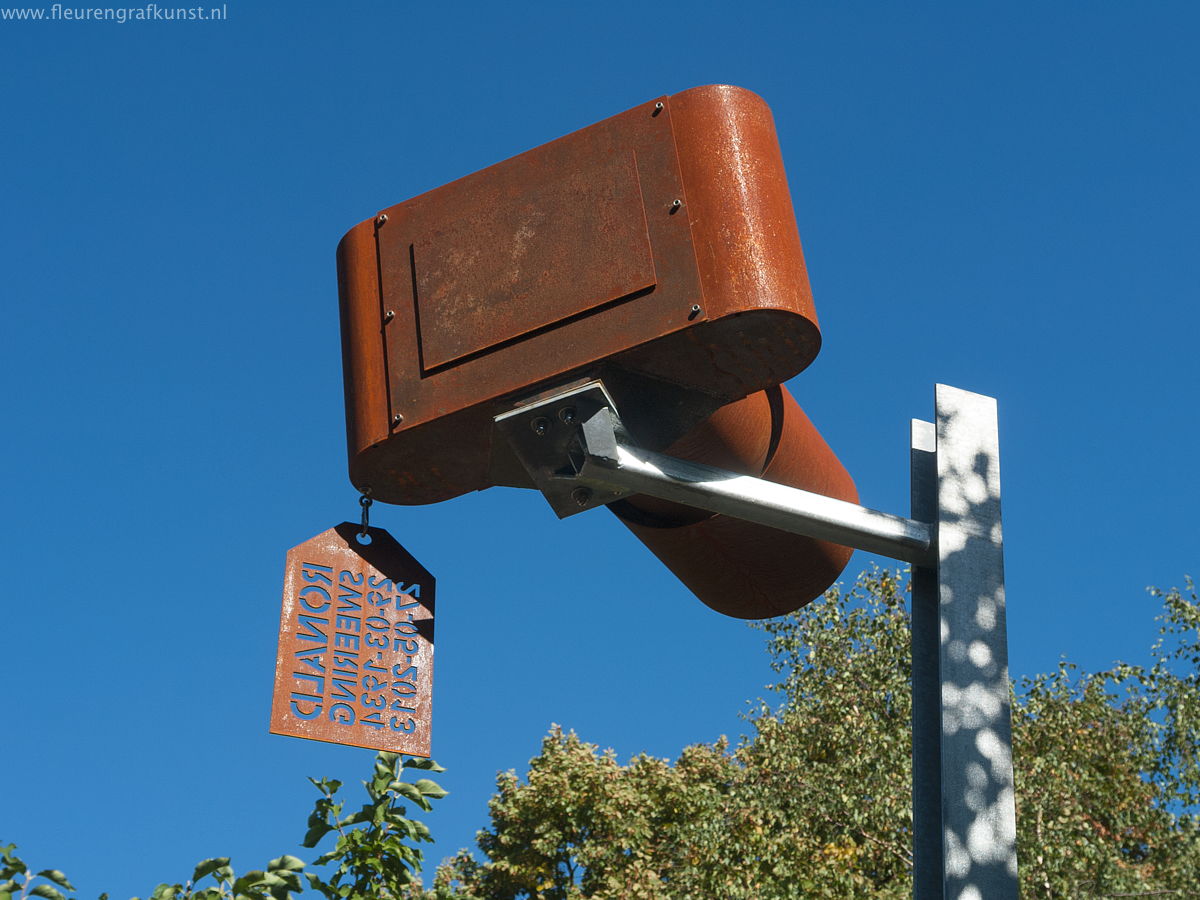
<box><xmin>2</xmin><ymin>1</ymin><xmax>1196</xmax><ymax>894</ymax></box>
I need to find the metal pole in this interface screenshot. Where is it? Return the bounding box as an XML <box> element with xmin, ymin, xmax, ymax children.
<box><xmin>910</xmin><ymin>417</ymin><xmax>943</xmax><ymax>898</ymax></box>
<box><xmin>573</xmin><ymin>417</ymin><xmax>935</xmax><ymax>566</ymax></box>
<box><xmin>921</xmin><ymin>384</ymin><xmax>1018</xmax><ymax>899</ymax></box>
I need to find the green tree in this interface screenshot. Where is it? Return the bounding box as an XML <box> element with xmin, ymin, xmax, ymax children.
<box><xmin>1</xmin><ymin>843</ymin><xmax>80</xmax><ymax>900</ymax></box>
<box><xmin>1013</xmin><ymin>582</ymin><xmax>1200</xmax><ymax>895</ymax></box>
<box><xmin>8</xmin><ymin>572</ymin><xmax>1198</xmax><ymax>898</ymax></box>
<box><xmin>302</xmin><ymin>753</ymin><xmax>448</xmax><ymax>898</ymax></box>
<box><xmin>431</xmin><ymin>570</ymin><xmax>1200</xmax><ymax>898</ymax></box>
<box><xmin>1</xmin><ymin>751</ymin><xmax>448</xmax><ymax>900</ymax></box>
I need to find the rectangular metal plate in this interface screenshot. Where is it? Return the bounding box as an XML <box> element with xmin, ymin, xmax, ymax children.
<box><xmin>414</xmin><ymin>150</ymin><xmax>656</xmax><ymax>370</ymax></box>
<box><xmin>270</xmin><ymin>523</ymin><xmax>435</xmax><ymax>757</ymax></box>
<box><xmin>376</xmin><ymin>96</ymin><xmax>702</xmax><ymax>440</ymax></box>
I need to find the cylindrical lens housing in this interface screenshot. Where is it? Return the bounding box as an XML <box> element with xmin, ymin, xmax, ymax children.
<box><xmin>608</xmin><ymin>384</ymin><xmax>857</xmax><ymax>619</ymax></box>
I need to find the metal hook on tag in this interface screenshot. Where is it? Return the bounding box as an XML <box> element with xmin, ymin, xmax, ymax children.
<box><xmin>358</xmin><ymin>488</ymin><xmax>373</xmax><ymax>542</ymax></box>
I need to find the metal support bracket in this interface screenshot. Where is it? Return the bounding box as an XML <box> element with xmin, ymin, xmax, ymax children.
<box><xmin>493</xmin><ymin>380</ymin><xmax>636</xmax><ymax>518</ymax></box>
<box><xmin>495</xmin><ymin>379</ymin><xmax>935</xmax><ymax>566</ymax></box>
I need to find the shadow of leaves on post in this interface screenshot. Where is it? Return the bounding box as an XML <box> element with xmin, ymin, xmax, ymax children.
<box><xmin>930</xmin><ymin>387</ymin><xmax>1018</xmax><ymax>899</ymax></box>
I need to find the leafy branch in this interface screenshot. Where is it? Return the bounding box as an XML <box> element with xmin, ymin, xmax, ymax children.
<box><xmin>1</xmin><ymin>843</ymin><xmax>77</xmax><ymax>900</ymax></box>
<box><xmin>2</xmin><ymin>751</ymin><xmax>448</xmax><ymax>900</ymax></box>
<box><xmin>302</xmin><ymin>752</ymin><xmax>447</xmax><ymax>899</ymax></box>
<box><xmin>132</xmin><ymin>854</ymin><xmax>305</xmax><ymax>900</ymax></box>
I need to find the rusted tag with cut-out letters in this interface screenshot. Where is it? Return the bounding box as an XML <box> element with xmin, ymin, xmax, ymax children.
<box><xmin>270</xmin><ymin>523</ymin><xmax>435</xmax><ymax>756</ymax></box>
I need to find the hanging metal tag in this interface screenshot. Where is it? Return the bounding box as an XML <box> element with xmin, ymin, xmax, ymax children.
<box><xmin>270</xmin><ymin>523</ymin><xmax>435</xmax><ymax>756</ymax></box>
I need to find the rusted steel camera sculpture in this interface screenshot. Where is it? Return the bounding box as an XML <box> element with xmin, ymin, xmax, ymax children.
<box><xmin>337</xmin><ymin>84</ymin><xmax>857</xmax><ymax>619</ymax></box>
<box><xmin>332</xmin><ymin>84</ymin><xmax>1019</xmax><ymax>898</ymax></box>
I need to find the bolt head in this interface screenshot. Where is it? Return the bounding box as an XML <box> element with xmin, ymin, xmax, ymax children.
<box><xmin>391</xmin><ymin>413</ymin><xmax>404</xmax><ymax>427</ymax></box>
<box><xmin>376</xmin><ymin>213</ymin><xmax>388</xmax><ymax>226</ymax></box>
<box><xmin>558</xmin><ymin>406</ymin><xmax>577</xmax><ymax>425</ymax></box>
<box><xmin>384</xmin><ymin>309</ymin><xmax>395</xmax><ymax>322</ymax></box>
<box><xmin>572</xmin><ymin>487</ymin><xmax>592</xmax><ymax>507</ymax></box>
<box><xmin>531</xmin><ymin>416</ymin><xmax>551</xmax><ymax>436</ymax></box>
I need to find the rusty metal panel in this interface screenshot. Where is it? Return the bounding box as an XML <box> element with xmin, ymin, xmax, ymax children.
<box><xmin>338</xmin><ymin>85</ymin><xmax>824</xmax><ymax>506</ymax></box>
<box><xmin>414</xmin><ymin>150</ymin><xmax>656</xmax><ymax>370</ymax></box>
<box><xmin>372</xmin><ymin>96</ymin><xmax>697</xmax><ymax>451</ymax></box>
<box><xmin>270</xmin><ymin>524</ymin><xmax>435</xmax><ymax>757</ymax></box>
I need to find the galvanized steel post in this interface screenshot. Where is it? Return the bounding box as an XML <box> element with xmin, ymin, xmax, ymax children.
<box><xmin>911</xmin><ymin>385</ymin><xmax>1018</xmax><ymax>899</ymax></box>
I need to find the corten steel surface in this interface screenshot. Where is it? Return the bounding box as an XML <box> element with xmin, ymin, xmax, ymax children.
<box><xmin>338</xmin><ymin>84</ymin><xmax>824</xmax><ymax>505</ymax></box>
<box><xmin>609</xmin><ymin>385</ymin><xmax>858</xmax><ymax>618</ymax></box>
<box><xmin>270</xmin><ymin>524</ymin><xmax>435</xmax><ymax>756</ymax></box>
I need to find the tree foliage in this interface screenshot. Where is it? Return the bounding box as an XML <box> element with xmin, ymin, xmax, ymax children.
<box><xmin>302</xmin><ymin>753</ymin><xmax>448</xmax><ymax>898</ymax></box>
<box><xmin>1</xmin><ymin>752</ymin><xmax>447</xmax><ymax>900</ymax></box>
<box><xmin>1013</xmin><ymin>580</ymin><xmax>1200</xmax><ymax>895</ymax></box>
<box><xmin>7</xmin><ymin>572</ymin><xmax>1198</xmax><ymax>898</ymax></box>
<box><xmin>429</xmin><ymin>570</ymin><xmax>1200</xmax><ymax>898</ymax></box>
